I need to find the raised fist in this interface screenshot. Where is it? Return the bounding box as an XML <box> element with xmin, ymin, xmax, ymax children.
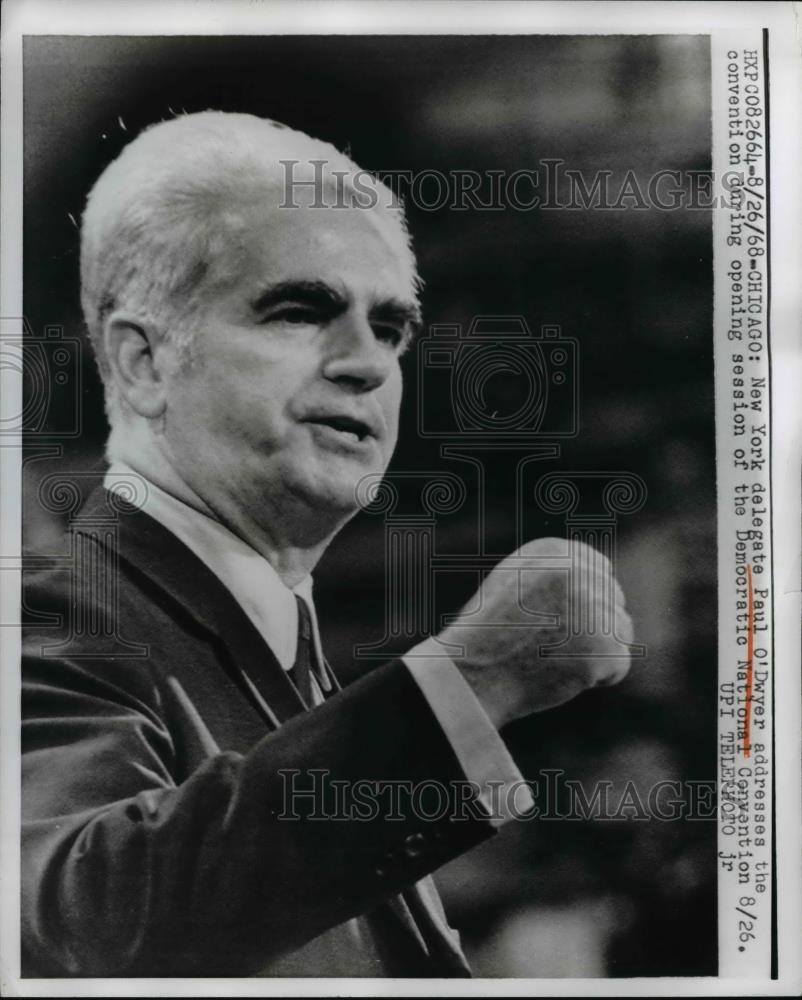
<box><xmin>438</xmin><ymin>537</ymin><xmax>634</xmax><ymax>728</ymax></box>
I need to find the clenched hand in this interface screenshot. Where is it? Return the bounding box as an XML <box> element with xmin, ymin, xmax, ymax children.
<box><xmin>439</xmin><ymin>537</ymin><xmax>634</xmax><ymax>728</ymax></box>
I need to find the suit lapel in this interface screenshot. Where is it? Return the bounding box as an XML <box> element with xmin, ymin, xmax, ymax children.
<box><xmin>73</xmin><ymin>488</ymin><xmax>308</xmax><ymax>729</ymax></box>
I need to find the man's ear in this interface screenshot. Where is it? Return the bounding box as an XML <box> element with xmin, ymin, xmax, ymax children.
<box><xmin>103</xmin><ymin>313</ymin><xmax>170</xmax><ymax>419</ymax></box>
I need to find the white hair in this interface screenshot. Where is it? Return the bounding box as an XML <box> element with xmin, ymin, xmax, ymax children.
<box><xmin>80</xmin><ymin>110</ymin><xmax>418</xmax><ymax>426</ymax></box>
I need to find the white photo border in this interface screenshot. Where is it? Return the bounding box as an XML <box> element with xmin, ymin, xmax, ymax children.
<box><xmin>2</xmin><ymin>2</ymin><xmax>799</xmax><ymax>996</ymax></box>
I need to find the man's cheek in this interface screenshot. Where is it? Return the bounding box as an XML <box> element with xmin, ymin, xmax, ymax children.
<box><xmin>382</xmin><ymin>377</ymin><xmax>403</xmax><ymax>441</ymax></box>
<box><xmin>218</xmin><ymin>398</ymin><xmax>276</xmax><ymax>442</ymax></box>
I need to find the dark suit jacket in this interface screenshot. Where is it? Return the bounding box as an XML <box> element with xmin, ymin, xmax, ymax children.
<box><xmin>21</xmin><ymin>487</ymin><xmax>497</xmax><ymax>977</ymax></box>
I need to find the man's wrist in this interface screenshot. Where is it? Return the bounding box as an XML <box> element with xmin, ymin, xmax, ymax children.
<box><xmin>402</xmin><ymin>640</ymin><xmax>534</xmax><ymax>825</ymax></box>
<box><xmin>405</xmin><ymin>635</ymin><xmax>514</xmax><ymax>731</ymax></box>
<box><xmin>449</xmin><ymin>658</ymin><xmax>512</xmax><ymax>730</ymax></box>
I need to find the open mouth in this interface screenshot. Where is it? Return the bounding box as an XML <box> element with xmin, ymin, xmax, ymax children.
<box><xmin>308</xmin><ymin>415</ymin><xmax>373</xmax><ymax>443</ymax></box>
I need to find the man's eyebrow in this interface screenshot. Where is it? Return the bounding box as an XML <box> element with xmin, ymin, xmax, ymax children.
<box><xmin>250</xmin><ymin>280</ymin><xmax>347</xmax><ymax>315</ymax></box>
<box><xmin>250</xmin><ymin>279</ymin><xmax>422</xmax><ymax>337</ymax></box>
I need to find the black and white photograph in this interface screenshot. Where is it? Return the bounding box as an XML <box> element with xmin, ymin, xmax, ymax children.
<box><xmin>1</xmin><ymin>1</ymin><xmax>800</xmax><ymax>994</ymax></box>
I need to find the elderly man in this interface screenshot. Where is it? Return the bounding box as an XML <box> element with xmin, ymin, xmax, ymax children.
<box><xmin>21</xmin><ymin>112</ymin><xmax>632</xmax><ymax>978</ymax></box>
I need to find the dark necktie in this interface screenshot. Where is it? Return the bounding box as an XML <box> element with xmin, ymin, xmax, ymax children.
<box><xmin>288</xmin><ymin>595</ymin><xmax>315</xmax><ymax>708</ymax></box>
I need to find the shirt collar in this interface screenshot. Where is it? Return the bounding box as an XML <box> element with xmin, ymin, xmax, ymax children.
<box><xmin>104</xmin><ymin>462</ymin><xmax>322</xmax><ymax>674</ymax></box>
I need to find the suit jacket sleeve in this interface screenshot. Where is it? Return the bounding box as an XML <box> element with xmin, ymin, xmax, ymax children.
<box><xmin>21</xmin><ymin>569</ymin><xmax>497</xmax><ymax>977</ymax></box>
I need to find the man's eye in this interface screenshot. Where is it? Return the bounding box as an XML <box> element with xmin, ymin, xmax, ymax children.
<box><xmin>372</xmin><ymin>324</ymin><xmax>407</xmax><ymax>349</ymax></box>
<box><xmin>261</xmin><ymin>306</ymin><xmax>320</xmax><ymax>326</ymax></box>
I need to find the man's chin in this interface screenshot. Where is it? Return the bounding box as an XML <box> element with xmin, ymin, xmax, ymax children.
<box><xmin>306</xmin><ymin>448</ymin><xmax>389</xmax><ymax>501</ymax></box>
<box><xmin>271</xmin><ymin>451</ymin><xmax>391</xmax><ymax>529</ymax></box>
<box><xmin>291</xmin><ymin>470</ymin><xmax>370</xmax><ymax>520</ymax></box>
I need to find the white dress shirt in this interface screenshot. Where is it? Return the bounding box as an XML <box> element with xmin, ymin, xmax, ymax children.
<box><xmin>104</xmin><ymin>463</ymin><xmax>532</xmax><ymax>824</ymax></box>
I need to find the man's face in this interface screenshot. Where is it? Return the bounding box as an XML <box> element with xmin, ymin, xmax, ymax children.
<box><xmin>160</xmin><ymin>189</ymin><xmax>418</xmax><ymax>539</ymax></box>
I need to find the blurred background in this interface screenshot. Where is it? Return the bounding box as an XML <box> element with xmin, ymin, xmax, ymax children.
<box><xmin>23</xmin><ymin>34</ymin><xmax>715</xmax><ymax>976</ymax></box>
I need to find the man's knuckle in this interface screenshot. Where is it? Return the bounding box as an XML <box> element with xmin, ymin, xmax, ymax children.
<box><xmin>522</xmin><ymin>536</ymin><xmax>567</xmax><ymax>557</ymax></box>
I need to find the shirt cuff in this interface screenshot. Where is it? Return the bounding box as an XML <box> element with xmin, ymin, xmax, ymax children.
<box><xmin>402</xmin><ymin>637</ymin><xmax>535</xmax><ymax>827</ymax></box>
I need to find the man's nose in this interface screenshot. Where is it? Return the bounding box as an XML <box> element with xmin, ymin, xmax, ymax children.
<box><xmin>321</xmin><ymin>312</ymin><xmax>394</xmax><ymax>392</ymax></box>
